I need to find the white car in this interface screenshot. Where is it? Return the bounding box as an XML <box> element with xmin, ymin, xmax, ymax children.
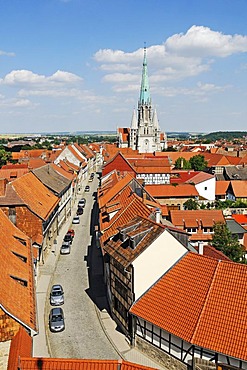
<box><xmin>72</xmin><ymin>215</ymin><xmax>80</xmax><ymax>224</ymax></box>
<box><xmin>60</xmin><ymin>242</ymin><xmax>71</xmax><ymax>255</ymax></box>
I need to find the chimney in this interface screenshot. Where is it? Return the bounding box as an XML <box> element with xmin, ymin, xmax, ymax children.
<box><xmin>198</xmin><ymin>241</ymin><xmax>204</xmax><ymax>255</ymax></box>
<box><xmin>0</xmin><ymin>178</ymin><xmax>8</xmax><ymax>196</ymax></box>
<box><xmin>155</xmin><ymin>208</ymin><xmax>161</xmax><ymax>224</ymax></box>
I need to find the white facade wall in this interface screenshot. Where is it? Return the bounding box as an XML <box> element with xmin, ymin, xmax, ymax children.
<box><xmin>195</xmin><ymin>177</ymin><xmax>215</xmax><ymax>201</ymax></box>
<box><xmin>132</xmin><ymin>230</ymin><xmax>187</xmax><ymax>300</ymax></box>
<box><xmin>54</xmin><ymin>147</ymin><xmax>81</xmax><ymax>167</ymax></box>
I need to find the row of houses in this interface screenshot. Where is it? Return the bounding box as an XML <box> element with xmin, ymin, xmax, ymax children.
<box><xmin>101</xmin><ymin>151</ymin><xmax>247</xmax><ymax>214</ymax></box>
<box><xmin>0</xmin><ymin>142</ymin><xmax>103</xmax><ymax>369</ymax></box>
<box><xmin>97</xmin><ymin>153</ymin><xmax>247</xmax><ymax>370</ymax></box>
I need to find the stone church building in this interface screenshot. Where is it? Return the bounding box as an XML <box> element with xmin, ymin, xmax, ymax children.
<box><xmin>117</xmin><ymin>47</ymin><xmax>167</xmax><ymax>153</ymax></box>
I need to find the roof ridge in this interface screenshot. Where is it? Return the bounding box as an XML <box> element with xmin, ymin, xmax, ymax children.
<box><xmin>190</xmin><ymin>258</ymin><xmax>220</xmax><ymax>342</ymax></box>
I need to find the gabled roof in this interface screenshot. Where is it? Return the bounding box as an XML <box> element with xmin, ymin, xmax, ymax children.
<box><xmin>145</xmin><ymin>184</ymin><xmax>199</xmax><ymax>198</ymax></box>
<box><xmin>101</xmin><ymin>192</ymin><xmax>153</xmax><ymax>244</ymax></box>
<box><xmin>51</xmin><ymin>163</ymin><xmax>76</xmax><ymax>182</ymax></box>
<box><xmin>226</xmin><ymin>218</ymin><xmax>247</xmax><ymax>234</ymax></box>
<box><xmin>67</xmin><ymin>144</ymin><xmax>85</xmax><ymax>162</ymax></box>
<box><xmin>230</xmin><ymin>180</ymin><xmax>247</xmax><ymax>197</ymax></box>
<box><xmin>194</xmin><ymin>245</ymin><xmax>231</xmax><ymax>261</ymax></box>
<box><xmin>130</xmin><ymin>252</ymin><xmax>247</xmax><ymax>361</ymax></box>
<box><xmin>231</xmin><ymin>214</ymin><xmax>247</xmax><ymax>225</ymax></box>
<box><xmin>128</xmin><ymin>158</ymin><xmax>171</xmax><ymax>174</ymax></box>
<box><xmin>27</xmin><ymin>158</ymin><xmax>47</xmax><ymax>170</ymax></box>
<box><xmin>11</xmin><ymin>172</ymin><xmax>59</xmax><ymax>220</ymax></box>
<box><xmin>80</xmin><ymin>144</ymin><xmax>95</xmax><ymax>159</ymax></box>
<box><xmin>19</xmin><ymin>358</ymin><xmax>156</xmax><ymax>370</ymax></box>
<box><xmin>104</xmin><ymin>216</ymin><xmax>165</xmax><ymax>268</ymax></box>
<box><xmin>185</xmin><ymin>172</ymin><xmax>214</xmax><ymax>184</ymax></box>
<box><xmin>0</xmin><ymin>209</ymin><xmax>37</xmax><ymax>333</ymax></box>
<box><xmin>32</xmin><ymin>164</ymin><xmax>71</xmax><ymax>196</ymax></box>
<box><xmin>98</xmin><ymin>173</ymin><xmax>134</xmax><ymax>208</ymax></box>
<box><xmin>8</xmin><ymin>327</ymin><xmax>32</xmax><ymax>370</ymax></box>
<box><xmin>170</xmin><ymin>210</ymin><xmax>225</xmax><ymax>228</ymax></box>
<box><xmin>0</xmin><ymin>167</ymin><xmax>29</xmax><ymax>181</ymax></box>
<box><xmin>215</xmin><ymin>180</ymin><xmax>230</xmax><ymax>195</ymax></box>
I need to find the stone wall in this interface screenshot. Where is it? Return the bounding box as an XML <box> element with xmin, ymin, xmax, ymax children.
<box><xmin>136</xmin><ymin>336</ymin><xmax>187</xmax><ymax>370</ymax></box>
<box><xmin>0</xmin><ymin>341</ymin><xmax>10</xmax><ymax>370</ymax></box>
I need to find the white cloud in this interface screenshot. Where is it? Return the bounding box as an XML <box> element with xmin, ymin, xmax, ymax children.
<box><xmin>165</xmin><ymin>25</ymin><xmax>247</xmax><ymax>57</ymax></box>
<box><xmin>93</xmin><ymin>25</ymin><xmax>247</xmax><ymax>96</ymax></box>
<box><xmin>0</xmin><ymin>69</ymin><xmax>82</xmax><ymax>87</ymax></box>
<box><xmin>0</xmin><ymin>50</ymin><xmax>15</xmax><ymax>57</ymax></box>
<box><xmin>0</xmin><ymin>97</ymin><xmax>33</xmax><ymax>108</ymax></box>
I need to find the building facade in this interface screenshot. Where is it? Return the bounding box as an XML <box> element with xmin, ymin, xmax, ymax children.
<box><xmin>118</xmin><ymin>47</ymin><xmax>167</xmax><ymax>153</ymax></box>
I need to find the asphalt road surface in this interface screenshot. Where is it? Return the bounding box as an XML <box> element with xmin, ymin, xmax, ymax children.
<box><xmin>47</xmin><ymin>176</ymin><xmax>119</xmax><ymax>359</ymax></box>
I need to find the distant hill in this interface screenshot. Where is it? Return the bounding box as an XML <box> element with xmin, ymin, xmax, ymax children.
<box><xmin>199</xmin><ymin>131</ymin><xmax>247</xmax><ymax>140</ymax></box>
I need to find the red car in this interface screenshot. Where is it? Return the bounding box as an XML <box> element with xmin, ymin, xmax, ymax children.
<box><xmin>67</xmin><ymin>229</ymin><xmax>75</xmax><ymax>238</ymax></box>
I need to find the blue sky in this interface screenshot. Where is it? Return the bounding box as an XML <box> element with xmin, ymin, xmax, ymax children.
<box><xmin>1</xmin><ymin>0</ymin><xmax>247</xmax><ymax>134</ymax></box>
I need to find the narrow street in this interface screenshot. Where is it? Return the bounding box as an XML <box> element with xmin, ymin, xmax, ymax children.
<box><xmin>46</xmin><ymin>176</ymin><xmax>119</xmax><ymax>359</ymax></box>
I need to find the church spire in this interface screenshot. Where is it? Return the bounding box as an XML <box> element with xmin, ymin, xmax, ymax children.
<box><xmin>139</xmin><ymin>45</ymin><xmax>151</xmax><ymax>105</ymax></box>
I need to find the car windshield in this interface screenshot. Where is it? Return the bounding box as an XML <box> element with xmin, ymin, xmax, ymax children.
<box><xmin>52</xmin><ymin>315</ymin><xmax>63</xmax><ymax>322</ymax></box>
<box><xmin>52</xmin><ymin>290</ymin><xmax>62</xmax><ymax>296</ymax></box>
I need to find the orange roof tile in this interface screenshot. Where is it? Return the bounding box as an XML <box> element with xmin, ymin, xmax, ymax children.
<box><xmin>19</xmin><ymin>359</ymin><xmax>156</xmax><ymax>370</ymax></box>
<box><xmin>98</xmin><ymin>173</ymin><xmax>134</xmax><ymax>208</ymax></box>
<box><xmin>231</xmin><ymin>214</ymin><xmax>247</xmax><ymax>225</ymax></box>
<box><xmin>185</xmin><ymin>172</ymin><xmax>214</xmax><ymax>184</ymax></box>
<box><xmin>12</xmin><ymin>172</ymin><xmax>59</xmax><ymax>220</ymax></box>
<box><xmin>230</xmin><ymin>180</ymin><xmax>247</xmax><ymax>198</ymax></box>
<box><xmin>170</xmin><ymin>210</ymin><xmax>225</xmax><ymax>228</ymax></box>
<box><xmin>215</xmin><ymin>180</ymin><xmax>230</xmax><ymax>195</ymax></box>
<box><xmin>101</xmin><ymin>193</ymin><xmax>153</xmax><ymax>243</ymax></box>
<box><xmin>131</xmin><ymin>252</ymin><xmax>247</xmax><ymax>361</ymax></box>
<box><xmin>194</xmin><ymin>244</ymin><xmax>231</xmax><ymax>261</ymax></box>
<box><xmin>145</xmin><ymin>184</ymin><xmax>199</xmax><ymax>198</ymax></box>
<box><xmin>0</xmin><ymin>209</ymin><xmax>37</xmax><ymax>333</ymax></box>
<box><xmin>8</xmin><ymin>327</ymin><xmax>32</xmax><ymax>370</ymax></box>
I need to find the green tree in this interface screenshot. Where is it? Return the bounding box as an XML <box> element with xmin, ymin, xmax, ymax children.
<box><xmin>189</xmin><ymin>155</ymin><xmax>208</xmax><ymax>171</ymax></box>
<box><xmin>212</xmin><ymin>223</ymin><xmax>245</xmax><ymax>262</ymax></box>
<box><xmin>0</xmin><ymin>149</ymin><xmax>11</xmax><ymax>167</ymax></box>
<box><xmin>174</xmin><ymin>157</ymin><xmax>191</xmax><ymax>169</ymax></box>
<box><xmin>183</xmin><ymin>198</ymin><xmax>199</xmax><ymax>210</ymax></box>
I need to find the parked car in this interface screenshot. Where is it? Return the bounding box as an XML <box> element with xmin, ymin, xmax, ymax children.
<box><xmin>63</xmin><ymin>233</ymin><xmax>73</xmax><ymax>244</ymax></box>
<box><xmin>77</xmin><ymin>207</ymin><xmax>84</xmax><ymax>215</ymax></box>
<box><xmin>78</xmin><ymin>198</ymin><xmax>86</xmax><ymax>207</ymax></box>
<box><xmin>50</xmin><ymin>284</ymin><xmax>64</xmax><ymax>306</ymax></box>
<box><xmin>67</xmin><ymin>229</ymin><xmax>75</xmax><ymax>238</ymax></box>
<box><xmin>60</xmin><ymin>242</ymin><xmax>71</xmax><ymax>255</ymax></box>
<box><xmin>49</xmin><ymin>307</ymin><xmax>65</xmax><ymax>332</ymax></box>
<box><xmin>85</xmin><ymin>185</ymin><xmax>90</xmax><ymax>192</ymax></box>
<box><xmin>72</xmin><ymin>215</ymin><xmax>80</xmax><ymax>224</ymax></box>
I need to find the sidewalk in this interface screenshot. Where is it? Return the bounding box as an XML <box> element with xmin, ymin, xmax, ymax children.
<box><xmin>33</xmin><ymin>175</ymin><xmax>166</xmax><ymax>369</ymax></box>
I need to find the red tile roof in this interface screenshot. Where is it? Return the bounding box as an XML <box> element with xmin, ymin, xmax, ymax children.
<box><xmin>231</xmin><ymin>214</ymin><xmax>247</xmax><ymax>225</ymax></box>
<box><xmin>131</xmin><ymin>252</ymin><xmax>247</xmax><ymax>361</ymax></box>
<box><xmin>101</xmin><ymin>192</ymin><xmax>153</xmax><ymax>244</ymax></box>
<box><xmin>215</xmin><ymin>181</ymin><xmax>230</xmax><ymax>195</ymax></box>
<box><xmin>170</xmin><ymin>210</ymin><xmax>225</xmax><ymax>228</ymax></box>
<box><xmin>8</xmin><ymin>327</ymin><xmax>32</xmax><ymax>370</ymax></box>
<box><xmin>230</xmin><ymin>180</ymin><xmax>247</xmax><ymax>198</ymax></box>
<box><xmin>98</xmin><ymin>173</ymin><xmax>134</xmax><ymax>208</ymax></box>
<box><xmin>19</xmin><ymin>359</ymin><xmax>156</xmax><ymax>370</ymax></box>
<box><xmin>0</xmin><ymin>209</ymin><xmax>37</xmax><ymax>333</ymax></box>
<box><xmin>12</xmin><ymin>172</ymin><xmax>59</xmax><ymax>220</ymax></box>
<box><xmin>194</xmin><ymin>244</ymin><xmax>231</xmax><ymax>261</ymax></box>
<box><xmin>145</xmin><ymin>184</ymin><xmax>199</xmax><ymax>198</ymax></box>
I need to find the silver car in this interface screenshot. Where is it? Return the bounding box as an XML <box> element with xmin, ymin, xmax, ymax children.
<box><xmin>50</xmin><ymin>284</ymin><xmax>64</xmax><ymax>306</ymax></box>
<box><xmin>60</xmin><ymin>242</ymin><xmax>71</xmax><ymax>254</ymax></box>
<box><xmin>72</xmin><ymin>215</ymin><xmax>80</xmax><ymax>224</ymax></box>
<box><xmin>49</xmin><ymin>307</ymin><xmax>65</xmax><ymax>332</ymax></box>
